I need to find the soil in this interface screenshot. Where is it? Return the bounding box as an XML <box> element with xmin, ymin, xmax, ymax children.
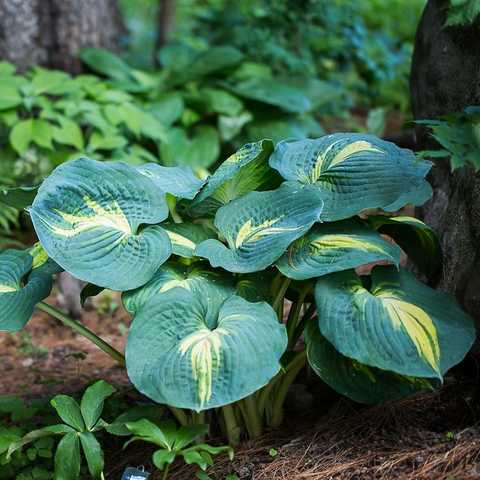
<box><xmin>1</xmin><ymin>291</ymin><xmax>480</xmax><ymax>479</ymax></box>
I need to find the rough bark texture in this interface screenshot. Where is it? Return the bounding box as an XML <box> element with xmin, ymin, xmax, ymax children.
<box><xmin>0</xmin><ymin>0</ymin><xmax>126</xmax><ymax>73</ymax></box>
<box><xmin>410</xmin><ymin>0</ymin><xmax>480</xmax><ymax>321</ymax></box>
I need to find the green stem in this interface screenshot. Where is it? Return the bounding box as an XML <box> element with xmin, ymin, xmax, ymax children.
<box><xmin>241</xmin><ymin>395</ymin><xmax>263</xmax><ymax>439</ymax></box>
<box><xmin>37</xmin><ymin>302</ymin><xmax>125</xmax><ymax>366</ymax></box>
<box><xmin>166</xmin><ymin>194</ymin><xmax>183</xmax><ymax>224</ymax></box>
<box><xmin>192</xmin><ymin>411</ymin><xmax>205</xmax><ymax>425</ymax></box>
<box><xmin>269</xmin><ymin>350</ymin><xmax>307</xmax><ymax>428</ymax></box>
<box><xmin>272</xmin><ymin>276</ymin><xmax>291</xmax><ymax>316</ymax></box>
<box><xmin>286</xmin><ymin>290</ymin><xmax>307</xmax><ymax>350</ymax></box>
<box><xmin>162</xmin><ymin>464</ymin><xmax>170</xmax><ymax>480</ymax></box>
<box><xmin>290</xmin><ymin>303</ymin><xmax>317</xmax><ymax>349</ymax></box>
<box><xmin>168</xmin><ymin>407</ymin><xmax>189</xmax><ymax>427</ymax></box>
<box><xmin>222</xmin><ymin>404</ymin><xmax>241</xmax><ymax>445</ymax></box>
<box><xmin>257</xmin><ymin>373</ymin><xmax>280</xmax><ymax>417</ymax></box>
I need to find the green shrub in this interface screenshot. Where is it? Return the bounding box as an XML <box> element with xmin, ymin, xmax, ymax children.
<box><xmin>0</xmin><ymin>132</ymin><xmax>475</xmax><ymax>443</ymax></box>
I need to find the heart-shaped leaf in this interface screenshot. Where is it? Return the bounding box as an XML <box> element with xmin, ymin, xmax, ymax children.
<box><xmin>305</xmin><ymin>321</ymin><xmax>436</xmax><ymax>404</ymax></box>
<box><xmin>270</xmin><ymin>134</ymin><xmax>432</xmax><ymax>221</ymax></box>
<box><xmin>0</xmin><ymin>249</ymin><xmax>55</xmax><ymax>332</ymax></box>
<box><xmin>195</xmin><ymin>183</ymin><xmax>324</xmax><ymax>273</ymax></box>
<box><xmin>315</xmin><ymin>267</ymin><xmax>475</xmax><ymax>379</ymax></box>
<box><xmin>126</xmin><ymin>289</ymin><xmax>287</xmax><ymax>410</ymax></box>
<box><xmin>277</xmin><ymin>219</ymin><xmax>401</xmax><ymax>280</ymax></box>
<box><xmin>122</xmin><ymin>262</ymin><xmax>234</xmax><ymax>319</ymax></box>
<box><xmin>188</xmin><ymin>140</ymin><xmax>276</xmax><ymax>216</ymax></box>
<box><xmin>30</xmin><ymin>157</ymin><xmax>172</xmax><ymax>290</ymax></box>
<box><xmin>368</xmin><ymin>215</ymin><xmax>441</xmax><ymax>277</ymax></box>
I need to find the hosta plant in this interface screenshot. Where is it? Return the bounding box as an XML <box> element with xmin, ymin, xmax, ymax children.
<box><xmin>0</xmin><ymin>133</ymin><xmax>475</xmax><ymax>444</ymax></box>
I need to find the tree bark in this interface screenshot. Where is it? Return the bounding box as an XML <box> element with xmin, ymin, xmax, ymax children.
<box><xmin>410</xmin><ymin>0</ymin><xmax>480</xmax><ymax>321</ymax></box>
<box><xmin>0</xmin><ymin>0</ymin><xmax>126</xmax><ymax>73</ymax></box>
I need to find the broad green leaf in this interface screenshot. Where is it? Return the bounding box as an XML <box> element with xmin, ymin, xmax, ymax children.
<box><xmin>188</xmin><ymin>140</ymin><xmax>276</xmax><ymax>216</ymax></box>
<box><xmin>106</xmin><ymin>405</ymin><xmax>165</xmax><ymax>436</ymax></box>
<box><xmin>52</xmin><ymin>117</ymin><xmax>83</xmax><ymax>150</ymax></box>
<box><xmin>270</xmin><ymin>134</ymin><xmax>432</xmax><ymax>221</ymax></box>
<box><xmin>0</xmin><ymin>250</ymin><xmax>53</xmax><ymax>332</ymax></box>
<box><xmin>30</xmin><ymin>157</ymin><xmax>172</xmax><ymax>290</ymax></box>
<box><xmin>0</xmin><ymin>186</ymin><xmax>38</xmax><ymax>209</ymax></box>
<box><xmin>87</xmin><ymin>131</ymin><xmax>128</xmax><ymax>152</ymax></box>
<box><xmin>31</xmin><ymin>69</ymin><xmax>72</xmax><ymax>95</ymax></box>
<box><xmin>10</xmin><ymin>119</ymin><xmax>33</xmax><ymax>155</ymax></box>
<box><xmin>10</xmin><ymin>119</ymin><xmax>54</xmax><ymax>154</ymax></box>
<box><xmin>218</xmin><ymin>111</ymin><xmax>253</xmax><ymax>141</ymax></box>
<box><xmin>80</xmin><ymin>380</ymin><xmax>116</xmax><ymax>430</ymax></box>
<box><xmin>80</xmin><ymin>48</ymin><xmax>132</xmax><ymax>81</ymax></box>
<box><xmin>167</xmin><ymin>46</ymin><xmax>244</xmax><ymax>85</ymax></box>
<box><xmin>277</xmin><ymin>219</ymin><xmax>401</xmax><ymax>280</ymax></box>
<box><xmin>161</xmin><ymin>127</ymin><xmax>220</xmax><ymax>169</ymax></box>
<box><xmin>79</xmin><ymin>432</ymin><xmax>104</xmax><ymax>478</ymax></box>
<box><xmin>305</xmin><ymin>321</ymin><xmax>435</xmax><ymax>404</ymax></box>
<box><xmin>136</xmin><ymin>164</ymin><xmax>205</xmax><ymax>200</ymax></box>
<box><xmin>122</xmin><ymin>262</ymin><xmax>234</xmax><ymax>318</ymax></box>
<box><xmin>54</xmin><ymin>432</ymin><xmax>81</xmax><ymax>480</ymax></box>
<box><xmin>315</xmin><ymin>267</ymin><xmax>475</xmax><ymax>380</ymax></box>
<box><xmin>173</xmin><ymin>424</ymin><xmax>209</xmax><ymax>450</ymax></box>
<box><xmin>153</xmin><ymin>449</ymin><xmax>176</xmax><ymax>470</ymax></box>
<box><xmin>126</xmin><ymin>289</ymin><xmax>287</xmax><ymax>410</ymax></box>
<box><xmin>149</xmin><ymin>94</ymin><xmax>184</xmax><ymax>127</ymax></box>
<box><xmin>226</xmin><ymin>78</ymin><xmax>312</xmax><ymax>113</ymax></box>
<box><xmin>125</xmin><ymin>419</ymin><xmax>171</xmax><ymax>449</ymax></box>
<box><xmin>50</xmin><ymin>395</ymin><xmax>85</xmax><ymax>431</ymax></box>
<box><xmin>182</xmin><ymin>450</ymin><xmax>208</xmax><ymax>470</ymax></box>
<box><xmin>203</xmin><ymin>88</ymin><xmax>243</xmax><ymax>116</ymax></box>
<box><xmin>368</xmin><ymin>215</ymin><xmax>442</xmax><ymax>277</ymax></box>
<box><xmin>6</xmin><ymin>425</ymin><xmax>75</xmax><ymax>460</ymax></box>
<box><xmin>162</xmin><ymin>223</ymin><xmax>217</xmax><ymax>258</ymax></box>
<box><xmin>0</xmin><ymin>85</ymin><xmax>21</xmax><ymax>110</ymax></box>
<box><xmin>195</xmin><ymin>183</ymin><xmax>324</xmax><ymax>273</ymax></box>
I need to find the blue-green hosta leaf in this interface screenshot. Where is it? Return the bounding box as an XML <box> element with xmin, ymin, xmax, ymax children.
<box><xmin>305</xmin><ymin>321</ymin><xmax>435</xmax><ymax>404</ymax></box>
<box><xmin>195</xmin><ymin>183</ymin><xmax>324</xmax><ymax>273</ymax></box>
<box><xmin>135</xmin><ymin>164</ymin><xmax>205</xmax><ymax>200</ymax></box>
<box><xmin>315</xmin><ymin>267</ymin><xmax>475</xmax><ymax>380</ymax></box>
<box><xmin>0</xmin><ymin>249</ymin><xmax>54</xmax><ymax>332</ymax></box>
<box><xmin>126</xmin><ymin>289</ymin><xmax>287</xmax><ymax>410</ymax></box>
<box><xmin>30</xmin><ymin>157</ymin><xmax>172</xmax><ymax>290</ymax></box>
<box><xmin>122</xmin><ymin>262</ymin><xmax>234</xmax><ymax>320</ymax></box>
<box><xmin>277</xmin><ymin>219</ymin><xmax>401</xmax><ymax>280</ymax></box>
<box><xmin>368</xmin><ymin>216</ymin><xmax>441</xmax><ymax>277</ymax></box>
<box><xmin>270</xmin><ymin>134</ymin><xmax>432</xmax><ymax>221</ymax></box>
<box><xmin>188</xmin><ymin>140</ymin><xmax>276</xmax><ymax>217</ymax></box>
<box><xmin>162</xmin><ymin>223</ymin><xmax>217</xmax><ymax>258</ymax></box>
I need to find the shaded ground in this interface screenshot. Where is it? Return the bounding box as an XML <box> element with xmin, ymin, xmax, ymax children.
<box><xmin>1</xmin><ymin>292</ymin><xmax>480</xmax><ymax>479</ymax></box>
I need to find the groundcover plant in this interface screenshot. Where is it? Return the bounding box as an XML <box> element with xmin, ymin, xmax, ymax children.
<box><xmin>0</xmin><ymin>133</ymin><xmax>475</xmax><ymax>443</ymax></box>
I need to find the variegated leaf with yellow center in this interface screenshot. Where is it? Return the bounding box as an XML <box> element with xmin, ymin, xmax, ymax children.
<box><xmin>122</xmin><ymin>261</ymin><xmax>235</xmax><ymax>321</ymax></box>
<box><xmin>30</xmin><ymin>157</ymin><xmax>172</xmax><ymax>290</ymax></box>
<box><xmin>188</xmin><ymin>139</ymin><xmax>278</xmax><ymax>216</ymax></box>
<box><xmin>269</xmin><ymin>134</ymin><xmax>432</xmax><ymax>221</ymax></box>
<box><xmin>368</xmin><ymin>215</ymin><xmax>441</xmax><ymax>277</ymax></box>
<box><xmin>305</xmin><ymin>321</ymin><xmax>436</xmax><ymax>404</ymax></box>
<box><xmin>0</xmin><ymin>248</ymin><xmax>59</xmax><ymax>331</ymax></box>
<box><xmin>126</xmin><ymin>288</ymin><xmax>287</xmax><ymax>410</ymax></box>
<box><xmin>314</xmin><ymin>267</ymin><xmax>475</xmax><ymax>379</ymax></box>
<box><xmin>277</xmin><ymin>219</ymin><xmax>401</xmax><ymax>280</ymax></box>
<box><xmin>195</xmin><ymin>182</ymin><xmax>324</xmax><ymax>273</ymax></box>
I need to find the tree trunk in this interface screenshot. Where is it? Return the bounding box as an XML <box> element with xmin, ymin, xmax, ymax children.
<box><xmin>0</xmin><ymin>0</ymin><xmax>126</xmax><ymax>73</ymax></box>
<box><xmin>410</xmin><ymin>0</ymin><xmax>480</xmax><ymax>321</ymax></box>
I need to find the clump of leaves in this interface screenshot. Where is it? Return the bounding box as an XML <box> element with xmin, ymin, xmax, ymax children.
<box><xmin>0</xmin><ymin>133</ymin><xmax>475</xmax><ymax>445</ymax></box>
<box><xmin>445</xmin><ymin>0</ymin><xmax>480</xmax><ymax>26</ymax></box>
<box><xmin>7</xmin><ymin>381</ymin><xmax>116</xmax><ymax>480</ymax></box>
<box><xmin>124</xmin><ymin>419</ymin><xmax>233</xmax><ymax>479</ymax></box>
<box><xmin>418</xmin><ymin>107</ymin><xmax>480</xmax><ymax>171</ymax></box>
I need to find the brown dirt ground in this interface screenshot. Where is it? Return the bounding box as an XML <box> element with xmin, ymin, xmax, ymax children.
<box><xmin>1</xmin><ymin>292</ymin><xmax>480</xmax><ymax>480</ymax></box>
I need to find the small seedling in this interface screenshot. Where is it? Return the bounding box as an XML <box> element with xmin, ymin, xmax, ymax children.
<box><xmin>268</xmin><ymin>448</ymin><xmax>278</xmax><ymax>458</ymax></box>
<box><xmin>124</xmin><ymin>419</ymin><xmax>234</xmax><ymax>480</ymax></box>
